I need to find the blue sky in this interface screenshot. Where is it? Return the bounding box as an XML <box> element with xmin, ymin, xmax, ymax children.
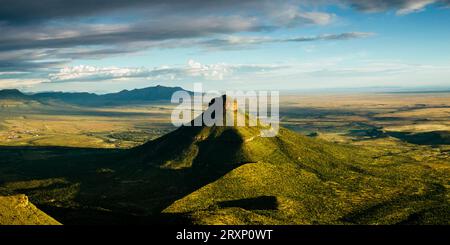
<box><xmin>0</xmin><ymin>0</ymin><xmax>449</xmax><ymax>93</ymax></box>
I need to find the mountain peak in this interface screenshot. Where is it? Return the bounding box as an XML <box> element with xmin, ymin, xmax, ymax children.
<box><xmin>134</xmin><ymin>94</ymin><xmax>265</xmax><ymax>170</ymax></box>
<box><xmin>0</xmin><ymin>89</ymin><xmax>27</xmax><ymax>99</ymax></box>
<box><xmin>187</xmin><ymin>94</ymin><xmax>257</xmax><ymax>129</ymax></box>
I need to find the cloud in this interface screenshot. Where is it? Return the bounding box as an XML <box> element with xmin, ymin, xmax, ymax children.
<box><xmin>0</xmin><ymin>78</ymin><xmax>45</xmax><ymax>89</ymax></box>
<box><xmin>0</xmin><ymin>1</ymin><xmax>338</xmax><ymax>60</ymax></box>
<box><xmin>199</xmin><ymin>32</ymin><xmax>375</xmax><ymax>49</ymax></box>
<box><xmin>49</xmin><ymin>65</ymin><xmax>151</xmax><ymax>82</ymax></box>
<box><xmin>0</xmin><ymin>14</ymin><xmax>269</xmax><ymax>73</ymax></box>
<box><xmin>48</xmin><ymin>65</ymin><xmax>185</xmax><ymax>83</ymax></box>
<box><xmin>186</xmin><ymin>60</ymin><xmax>231</xmax><ymax>80</ymax></box>
<box><xmin>284</xmin><ymin>32</ymin><xmax>375</xmax><ymax>41</ymax></box>
<box><xmin>308</xmin><ymin>62</ymin><xmax>428</xmax><ymax>76</ymax></box>
<box><xmin>3</xmin><ymin>58</ymin><xmax>448</xmax><ymax>90</ymax></box>
<box><xmin>0</xmin><ymin>0</ymin><xmax>331</xmax><ymax>25</ymax></box>
<box><xmin>1</xmin><ymin>0</ymin><xmax>443</xmax><ymax>26</ymax></box>
<box><xmin>293</xmin><ymin>11</ymin><xmax>335</xmax><ymax>25</ymax></box>
<box><xmin>0</xmin><ymin>16</ymin><xmax>268</xmax><ymax>52</ymax></box>
<box><xmin>47</xmin><ymin>60</ymin><xmax>287</xmax><ymax>83</ymax></box>
<box><xmin>0</xmin><ymin>59</ymin><xmax>66</xmax><ymax>72</ymax></box>
<box><xmin>344</xmin><ymin>0</ymin><xmax>441</xmax><ymax>15</ymax></box>
<box><xmin>265</xmin><ymin>2</ymin><xmax>335</xmax><ymax>26</ymax></box>
<box><xmin>0</xmin><ymin>0</ymin><xmax>445</xmax><ymax>85</ymax></box>
<box><xmin>0</xmin><ymin>29</ymin><xmax>373</xmax><ymax>73</ymax></box>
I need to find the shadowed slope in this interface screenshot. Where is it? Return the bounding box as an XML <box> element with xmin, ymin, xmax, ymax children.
<box><xmin>134</xmin><ymin>126</ymin><xmax>256</xmax><ymax>170</ymax></box>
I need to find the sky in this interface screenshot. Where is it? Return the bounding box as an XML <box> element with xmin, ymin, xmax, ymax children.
<box><xmin>0</xmin><ymin>0</ymin><xmax>449</xmax><ymax>93</ymax></box>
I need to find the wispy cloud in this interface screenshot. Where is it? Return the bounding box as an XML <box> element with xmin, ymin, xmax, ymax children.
<box><xmin>47</xmin><ymin>60</ymin><xmax>287</xmax><ymax>83</ymax></box>
<box><xmin>195</xmin><ymin>32</ymin><xmax>375</xmax><ymax>50</ymax></box>
<box><xmin>2</xmin><ymin>58</ymin><xmax>448</xmax><ymax>91</ymax></box>
<box><xmin>0</xmin><ymin>16</ymin><xmax>268</xmax><ymax>52</ymax></box>
<box><xmin>2</xmin><ymin>0</ymin><xmax>442</xmax><ymax>24</ymax></box>
<box><xmin>0</xmin><ymin>78</ymin><xmax>45</xmax><ymax>89</ymax></box>
<box><xmin>345</xmin><ymin>0</ymin><xmax>443</xmax><ymax>15</ymax></box>
<box><xmin>0</xmin><ymin>30</ymin><xmax>374</xmax><ymax>73</ymax></box>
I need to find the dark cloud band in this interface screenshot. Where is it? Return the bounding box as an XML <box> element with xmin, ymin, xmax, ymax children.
<box><xmin>1</xmin><ymin>0</ymin><xmax>446</xmax><ymax>24</ymax></box>
<box><xmin>0</xmin><ymin>0</ymin><xmax>444</xmax><ymax>76</ymax></box>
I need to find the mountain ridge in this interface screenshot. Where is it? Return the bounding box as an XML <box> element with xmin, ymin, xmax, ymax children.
<box><xmin>0</xmin><ymin>85</ymin><xmax>192</xmax><ymax>106</ymax></box>
<box><xmin>0</xmin><ymin>89</ymin><xmax>29</xmax><ymax>100</ymax></box>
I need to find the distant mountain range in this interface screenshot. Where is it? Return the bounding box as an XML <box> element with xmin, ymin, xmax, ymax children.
<box><xmin>0</xmin><ymin>85</ymin><xmax>192</xmax><ymax>106</ymax></box>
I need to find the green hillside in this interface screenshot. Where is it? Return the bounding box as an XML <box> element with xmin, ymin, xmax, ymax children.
<box><xmin>0</xmin><ymin>194</ymin><xmax>61</xmax><ymax>225</ymax></box>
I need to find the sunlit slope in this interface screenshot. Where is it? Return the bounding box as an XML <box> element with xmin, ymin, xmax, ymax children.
<box><xmin>0</xmin><ymin>194</ymin><xmax>61</xmax><ymax>225</ymax></box>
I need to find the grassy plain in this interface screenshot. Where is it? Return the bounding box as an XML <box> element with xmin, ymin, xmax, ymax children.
<box><xmin>0</xmin><ymin>100</ymin><xmax>175</xmax><ymax>148</ymax></box>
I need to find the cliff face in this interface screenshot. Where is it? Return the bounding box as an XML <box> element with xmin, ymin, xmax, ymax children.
<box><xmin>0</xmin><ymin>194</ymin><xmax>61</xmax><ymax>225</ymax></box>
